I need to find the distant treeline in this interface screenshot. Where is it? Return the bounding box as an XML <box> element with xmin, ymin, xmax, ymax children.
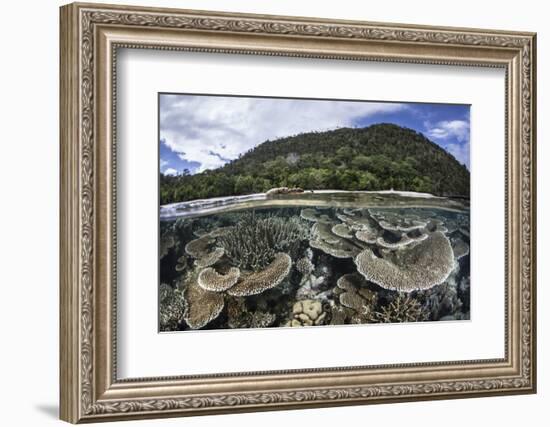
<box><xmin>160</xmin><ymin>124</ymin><xmax>470</xmax><ymax>204</ymax></box>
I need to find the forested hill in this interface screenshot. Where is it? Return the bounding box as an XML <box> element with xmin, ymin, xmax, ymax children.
<box><xmin>160</xmin><ymin>123</ymin><xmax>470</xmax><ymax>204</ymax></box>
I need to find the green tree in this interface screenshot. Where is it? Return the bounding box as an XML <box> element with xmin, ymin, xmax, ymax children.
<box><xmin>159</xmin><ymin>123</ymin><xmax>470</xmax><ymax>204</ymax></box>
<box><xmin>234</xmin><ymin>175</ymin><xmax>255</xmax><ymax>194</ymax></box>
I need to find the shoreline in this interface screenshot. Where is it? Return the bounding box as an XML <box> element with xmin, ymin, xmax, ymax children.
<box><xmin>160</xmin><ymin>189</ymin><xmax>470</xmax><ymax>221</ymax></box>
<box><xmin>161</xmin><ymin>189</ymin><xmax>448</xmax><ymax>210</ymax></box>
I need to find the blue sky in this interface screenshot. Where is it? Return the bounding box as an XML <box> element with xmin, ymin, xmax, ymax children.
<box><xmin>159</xmin><ymin>94</ymin><xmax>470</xmax><ymax>175</ymax></box>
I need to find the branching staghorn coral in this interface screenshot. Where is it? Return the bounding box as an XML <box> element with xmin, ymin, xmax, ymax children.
<box><xmin>372</xmin><ymin>293</ymin><xmax>428</xmax><ymax>323</ymax></box>
<box><xmin>159</xmin><ymin>283</ymin><xmax>185</xmax><ymax>331</ymax></box>
<box><xmin>296</xmin><ymin>256</ymin><xmax>314</xmax><ymax>276</ymax></box>
<box><xmin>217</xmin><ymin>212</ymin><xmax>309</xmax><ymax>270</ymax></box>
<box><xmin>225</xmin><ymin>297</ymin><xmax>277</xmax><ymax>329</ymax></box>
<box><xmin>250</xmin><ymin>311</ymin><xmax>277</xmax><ymax>328</ymax></box>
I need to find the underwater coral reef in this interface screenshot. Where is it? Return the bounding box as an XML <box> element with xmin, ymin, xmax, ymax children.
<box><xmin>159</xmin><ymin>196</ymin><xmax>470</xmax><ymax>332</ymax></box>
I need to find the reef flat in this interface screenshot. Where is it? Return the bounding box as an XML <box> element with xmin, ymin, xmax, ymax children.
<box><xmin>159</xmin><ymin>191</ymin><xmax>470</xmax><ymax>332</ymax></box>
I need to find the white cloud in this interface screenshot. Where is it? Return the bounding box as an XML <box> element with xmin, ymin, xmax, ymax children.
<box><xmin>163</xmin><ymin>167</ymin><xmax>178</xmax><ymax>176</ymax></box>
<box><xmin>160</xmin><ymin>159</ymin><xmax>168</xmax><ymax>169</ymax></box>
<box><xmin>424</xmin><ymin>119</ymin><xmax>470</xmax><ymax>169</ymax></box>
<box><xmin>445</xmin><ymin>142</ymin><xmax>470</xmax><ymax>169</ymax></box>
<box><xmin>425</xmin><ymin>120</ymin><xmax>469</xmax><ymax>143</ymax></box>
<box><xmin>160</xmin><ymin>95</ymin><xmax>406</xmax><ymax>173</ymax></box>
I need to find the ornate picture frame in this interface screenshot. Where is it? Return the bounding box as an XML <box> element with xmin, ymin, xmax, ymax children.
<box><xmin>60</xmin><ymin>2</ymin><xmax>536</xmax><ymax>423</ymax></box>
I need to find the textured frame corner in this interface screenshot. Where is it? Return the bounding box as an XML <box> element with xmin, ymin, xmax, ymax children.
<box><xmin>60</xmin><ymin>2</ymin><xmax>536</xmax><ymax>423</ymax></box>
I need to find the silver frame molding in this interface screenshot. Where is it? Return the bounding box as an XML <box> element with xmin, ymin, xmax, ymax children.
<box><xmin>60</xmin><ymin>2</ymin><xmax>536</xmax><ymax>423</ymax></box>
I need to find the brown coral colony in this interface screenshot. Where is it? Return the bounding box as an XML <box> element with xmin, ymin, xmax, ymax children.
<box><xmin>227</xmin><ymin>253</ymin><xmax>292</xmax><ymax>297</ymax></box>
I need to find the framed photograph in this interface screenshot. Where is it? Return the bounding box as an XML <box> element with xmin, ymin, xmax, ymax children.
<box><xmin>60</xmin><ymin>2</ymin><xmax>537</xmax><ymax>423</ymax></box>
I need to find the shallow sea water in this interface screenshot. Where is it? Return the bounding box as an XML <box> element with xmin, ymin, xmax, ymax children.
<box><xmin>159</xmin><ymin>192</ymin><xmax>470</xmax><ymax>332</ymax></box>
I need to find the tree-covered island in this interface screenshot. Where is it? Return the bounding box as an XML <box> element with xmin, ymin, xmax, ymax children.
<box><xmin>160</xmin><ymin>123</ymin><xmax>469</xmax><ymax>205</ymax></box>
